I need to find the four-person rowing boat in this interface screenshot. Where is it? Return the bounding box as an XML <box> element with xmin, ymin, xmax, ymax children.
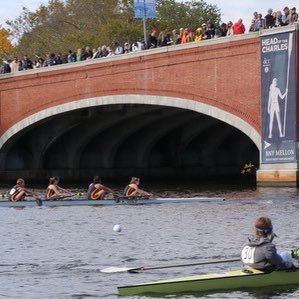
<box><xmin>118</xmin><ymin>267</ymin><xmax>299</xmax><ymax>296</ymax></box>
<box><xmin>0</xmin><ymin>196</ymin><xmax>225</xmax><ymax>207</ymax></box>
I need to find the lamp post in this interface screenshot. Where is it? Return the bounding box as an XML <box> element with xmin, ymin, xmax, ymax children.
<box><xmin>134</xmin><ymin>0</ymin><xmax>156</xmax><ymax>44</ymax></box>
<box><xmin>143</xmin><ymin>0</ymin><xmax>147</xmax><ymax>45</ymax></box>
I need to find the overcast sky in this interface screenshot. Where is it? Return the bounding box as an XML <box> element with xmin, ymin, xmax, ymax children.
<box><xmin>0</xmin><ymin>0</ymin><xmax>298</xmax><ymax>32</ymax></box>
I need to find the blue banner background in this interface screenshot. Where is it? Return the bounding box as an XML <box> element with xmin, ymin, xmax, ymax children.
<box><xmin>261</xmin><ymin>31</ymin><xmax>297</xmax><ymax>163</ymax></box>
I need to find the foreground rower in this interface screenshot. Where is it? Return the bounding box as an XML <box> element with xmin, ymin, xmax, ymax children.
<box><xmin>241</xmin><ymin>216</ymin><xmax>294</xmax><ymax>270</ymax></box>
<box><xmin>9</xmin><ymin>178</ymin><xmax>38</xmax><ymax>201</ymax></box>
<box><xmin>46</xmin><ymin>177</ymin><xmax>73</xmax><ymax>199</ymax></box>
<box><xmin>87</xmin><ymin>176</ymin><xmax>113</xmax><ymax>200</ymax></box>
<box><xmin>123</xmin><ymin>177</ymin><xmax>152</xmax><ymax>197</ymax></box>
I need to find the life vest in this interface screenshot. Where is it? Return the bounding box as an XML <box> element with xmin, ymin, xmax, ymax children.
<box><xmin>123</xmin><ymin>184</ymin><xmax>136</xmax><ymax>196</ymax></box>
<box><xmin>91</xmin><ymin>189</ymin><xmax>104</xmax><ymax>200</ymax></box>
<box><xmin>87</xmin><ymin>183</ymin><xmax>104</xmax><ymax>200</ymax></box>
<box><xmin>46</xmin><ymin>188</ymin><xmax>55</xmax><ymax>199</ymax></box>
<box><xmin>9</xmin><ymin>185</ymin><xmax>24</xmax><ymax>202</ymax></box>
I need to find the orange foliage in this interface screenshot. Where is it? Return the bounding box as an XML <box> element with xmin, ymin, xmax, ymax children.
<box><xmin>0</xmin><ymin>27</ymin><xmax>13</xmax><ymax>57</ymax></box>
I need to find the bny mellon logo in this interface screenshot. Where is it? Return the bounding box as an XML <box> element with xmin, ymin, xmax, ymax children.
<box><xmin>264</xmin><ymin>141</ymin><xmax>271</xmax><ymax>150</ymax></box>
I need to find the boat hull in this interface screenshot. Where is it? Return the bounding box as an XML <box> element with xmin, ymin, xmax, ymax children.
<box><xmin>118</xmin><ymin>268</ymin><xmax>299</xmax><ymax>296</ymax></box>
<box><xmin>0</xmin><ymin>196</ymin><xmax>224</xmax><ymax>207</ymax></box>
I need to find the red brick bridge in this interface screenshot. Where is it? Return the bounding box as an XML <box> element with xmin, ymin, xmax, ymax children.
<box><xmin>0</xmin><ymin>25</ymin><xmax>297</xmax><ymax>185</ymax></box>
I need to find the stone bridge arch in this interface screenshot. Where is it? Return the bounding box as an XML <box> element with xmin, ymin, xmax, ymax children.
<box><xmin>0</xmin><ymin>95</ymin><xmax>260</xmax><ymax>151</ymax></box>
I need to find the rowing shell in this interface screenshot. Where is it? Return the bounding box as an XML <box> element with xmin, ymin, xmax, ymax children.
<box><xmin>118</xmin><ymin>267</ymin><xmax>299</xmax><ymax>296</ymax></box>
<box><xmin>0</xmin><ymin>196</ymin><xmax>225</xmax><ymax>207</ymax></box>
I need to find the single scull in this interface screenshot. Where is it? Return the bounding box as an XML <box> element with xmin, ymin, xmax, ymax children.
<box><xmin>118</xmin><ymin>267</ymin><xmax>299</xmax><ymax>296</ymax></box>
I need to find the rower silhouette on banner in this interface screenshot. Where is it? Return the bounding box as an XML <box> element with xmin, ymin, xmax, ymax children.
<box><xmin>267</xmin><ymin>32</ymin><xmax>293</xmax><ymax>140</ymax></box>
<box><xmin>267</xmin><ymin>78</ymin><xmax>288</xmax><ymax>138</ymax></box>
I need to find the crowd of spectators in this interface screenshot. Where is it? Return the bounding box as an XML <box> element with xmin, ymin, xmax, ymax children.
<box><xmin>248</xmin><ymin>6</ymin><xmax>298</xmax><ymax>31</ymax></box>
<box><xmin>1</xmin><ymin>5</ymin><xmax>298</xmax><ymax>74</ymax></box>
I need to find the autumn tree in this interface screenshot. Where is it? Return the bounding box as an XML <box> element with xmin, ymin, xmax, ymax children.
<box><xmin>0</xmin><ymin>27</ymin><xmax>14</xmax><ymax>58</ymax></box>
<box><xmin>152</xmin><ymin>0</ymin><xmax>221</xmax><ymax>32</ymax></box>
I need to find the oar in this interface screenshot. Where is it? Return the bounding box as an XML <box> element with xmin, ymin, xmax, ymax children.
<box><xmin>33</xmin><ymin>196</ymin><xmax>43</xmax><ymax>206</ymax></box>
<box><xmin>25</xmin><ymin>193</ymin><xmax>44</xmax><ymax>206</ymax></box>
<box><xmin>101</xmin><ymin>258</ymin><xmax>240</xmax><ymax>273</ymax></box>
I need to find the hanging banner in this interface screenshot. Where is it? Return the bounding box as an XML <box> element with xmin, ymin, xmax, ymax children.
<box><xmin>261</xmin><ymin>31</ymin><xmax>297</xmax><ymax>163</ymax></box>
<box><xmin>134</xmin><ymin>0</ymin><xmax>156</xmax><ymax>19</ymax></box>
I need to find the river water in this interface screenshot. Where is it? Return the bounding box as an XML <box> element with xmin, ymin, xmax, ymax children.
<box><xmin>0</xmin><ymin>182</ymin><xmax>299</xmax><ymax>299</ymax></box>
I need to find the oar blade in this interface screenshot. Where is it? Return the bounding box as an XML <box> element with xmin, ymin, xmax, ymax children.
<box><xmin>100</xmin><ymin>266</ymin><xmax>139</xmax><ymax>273</ymax></box>
<box><xmin>35</xmin><ymin>198</ymin><xmax>43</xmax><ymax>206</ymax></box>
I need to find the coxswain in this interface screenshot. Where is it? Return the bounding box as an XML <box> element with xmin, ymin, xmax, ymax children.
<box><xmin>46</xmin><ymin>177</ymin><xmax>73</xmax><ymax>199</ymax></box>
<box><xmin>9</xmin><ymin>178</ymin><xmax>36</xmax><ymax>201</ymax></box>
<box><xmin>123</xmin><ymin>177</ymin><xmax>152</xmax><ymax>197</ymax></box>
<box><xmin>241</xmin><ymin>216</ymin><xmax>294</xmax><ymax>270</ymax></box>
<box><xmin>87</xmin><ymin>176</ymin><xmax>113</xmax><ymax>200</ymax></box>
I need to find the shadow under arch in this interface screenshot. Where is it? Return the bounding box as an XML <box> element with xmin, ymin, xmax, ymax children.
<box><xmin>0</xmin><ymin>95</ymin><xmax>261</xmax><ymax>150</ymax></box>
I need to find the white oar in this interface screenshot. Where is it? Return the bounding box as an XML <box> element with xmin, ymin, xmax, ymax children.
<box><xmin>101</xmin><ymin>258</ymin><xmax>240</xmax><ymax>273</ymax></box>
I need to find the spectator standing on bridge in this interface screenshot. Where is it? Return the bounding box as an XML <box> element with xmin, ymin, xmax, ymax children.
<box><xmin>194</xmin><ymin>27</ymin><xmax>203</xmax><ymax>42</ymax></box>
<box><xmin>76</xmin><ymin>48</ymin><xmax>82</xmax><ymax>62</ymax></box>
<box><xmin>201</xmin><ymin>24</ymin><xmax>210</xmax><ymax>39</ymax></box>
<box><xmin>114</xmin><ymin>42</ymin><xmax>124</xmax><ymax>55</ymax></box>
<box><xmin>10</xmin><ymin>57</ymin><xmax>19</xmax><ymax>73</ymax></box>
<box><xmin>100</xmin><ymin>45</ymin><xmax>109</xmax><ymax>57</ymax></box>
<box><xmin>287</xmin><ymin>7</ymin><xmax>298</xmax><ymax>25</ymax></box>
<box><xmin>181</xmin><ymin>28</ymin><xmax>189</xmax><ymax>44</ymax></box>
<box><xmin>1</xmin><ymin>60</ymin><xmax>11</xmax><ymax>73</ymax></box>
<box><xmin>124</xmin><ymin>42</ymin><xmax>131</xmax><ymax>53</ymax></box>
<box><xmin>265</xmin><ymin>9</ymin><xmax>275</xmax><ymax>28</ymax></box>
<box><xmin>20</xmin><ymin>55</ymin><xmax>33</xmax><ymax>70</ymax></box>
<box><xmin>172</xmin><ymin>29</ymin><xmax>180</xmax><ymax>44</ymax></box>
<box><xmin>34</xmin><ymin>57</ymin><xmax>44</xmax><ymax>68</ymax></box>
<box><xmin>157</xmin><ymin>31</ymin><xmax>168</xmax><ymax>47</ymax></box>
<box><xmin>43</xmin><ymin>53</ymin><xmax>56</xmax><ymax>67</ymax></box>
<box><xmin>249</xmin><ymin>12</ymin><xmax>259</xmax><ymax>32</ymax></box>
<box><xmin>206</xmin><ymin>22</ymin><xmax>215</xmax><ymax>39</ymax></box>
<box><xmin>256</xmin><ymin>14</ymin><xmax>266</xmax><ymax>31</ymax></box>
<box><xmin>106</xmin><ymin>47</ymin><xmax>115</xmax><ymax>57</ymax></box>
<box><xmin>282</xmin><ymin>7</ymin><xmax>290</xmax><ymax>26</ymax></box>
<box><xmin>232</xmin><ymin>19</ymin><xmax>246</xmax><ymax>35</ymax></box>
<box><xmin>273</xmin><ymin>11</ymin><xmax>283</xmax><ymax>27</ymax></box>
<box><xmin>215</xmin><ymin>23</ymin><xmax>227</xmax><ymax>37</ymax></box>
<box><xmin>54</xmin><ymin>53</ymin><xmax>63</xmax><ymax>65</ymax></box>
<box><xmin>67</xmin><ymin>50</ymin><xmax>76</xmax><ymax>63</ymax></box>
<box><xmin>81</xmin><ymin>46</ymin><xmax>93</xmax><ymax>60</ymax></box>
<box><xmin>93</xmin><ymin>47</ymin><xmax>102</xmax><ymax>58</ymax></box>
<box><xmin>147</xmin><ymin>30</ymin><xmax>158</xmax><ymax>49</ymax></box>
<box><xmin>132</xmin><ymin>42</ymin><xmax>140</xmax><ymax>52</ymax></box>
<box><xmin>226</xmin><ymin>21</ymin><xmax>234</xmax><ymax>36</ymax></box>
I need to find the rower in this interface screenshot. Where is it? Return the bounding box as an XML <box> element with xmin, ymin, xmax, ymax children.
<box><xmin>9</xmin><ymin>178</ymin><xmax>36</xmax><ymax>201</ymax></box>
<box><xmin>87</xmin><ymin>176</ymin><xmax>113</xmax><ymax>200</ymax></box>
<box><xmin>241</xmin><ymin>216</ymin><xmax>294</xmax><ymax>270</ymax></box>
<box><xmin>46</xmin><ymin>176</ymin><xmax>73</xmax><ymax>199</ymax></box>
<box><xmin>123</xmin><ymin>177</ymin><xmax>152</xmax><ymax>197</ymax></box>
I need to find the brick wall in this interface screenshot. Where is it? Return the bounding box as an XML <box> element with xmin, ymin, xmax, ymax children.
<box><xmin>0</xmin><ymin>34</ymin><xmax>261</xmax><ymax>140</ymax></box>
